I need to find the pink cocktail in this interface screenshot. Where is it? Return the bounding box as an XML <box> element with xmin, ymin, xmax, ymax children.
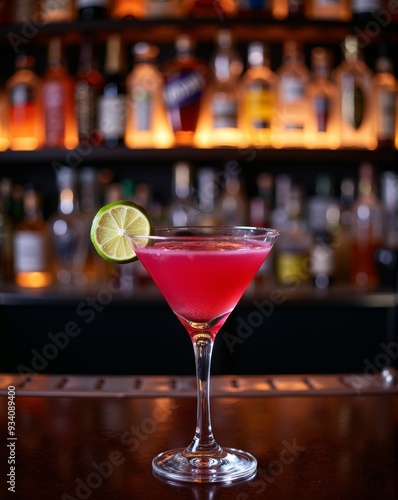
<box><xmin>128</xmin><ymin>226</ymin><xmax>279</xmax><ymax>483</ymax></box>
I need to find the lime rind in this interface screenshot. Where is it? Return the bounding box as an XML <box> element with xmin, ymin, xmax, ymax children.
<box><xmin>90</xmin><ymin>201</ymin><xmax>153</xmax><ymax>264</ymax></box>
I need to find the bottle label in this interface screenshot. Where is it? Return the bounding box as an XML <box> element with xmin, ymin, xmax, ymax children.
<box><xmin>132</xmin><ymin>90</ymin><xmax>153</xmax><ymax>131</ymax></box>
<box><xmin>212</xmin><ymin>98</ymin><xmax>238</xmax><ymax>128</ymax></box>
<box><xmin>276</xmin><ymin>252</ymin><xmax>310</xmax><ymax>284</ymax></box>
<box><xmin>98</xmin><ymin>95</ymin><xmax>126</xmax><ymax>139</ymax></box>
<box><xmin>342</xmin><ymin>76</ymin><xmax>365</xmax><ymax>129</ymax></box>
<box><xmin>246</xmin><ymin>82</ymin><xmax>274</xmax><ymax>129</ymax></box>
<box><xmin>42</xmin><ymin>81</ymin><xmax>66</xmax><ymax>145</ymax></box>
<box><xmin>313</xmin><ymin>94</ymin><xmax>330</xmax><ymax>132</ymax></box>
<box><xmin>164</xmin><ymin>71</ymin><xmax>205</xmax><ymax>110</ymax></box>
<box><xmin>281</xmin><ymin>76</ymin><xmax>305</xmax><ymax>103</ymax></box>
<box><xmin>377</xmin><ymin>89</ymin><xmax>396</xmax><ymax>140</ymax></box>
<box><xmin>14</xmin><ymin>231</ymin><xmax>47</xmax><ymax>273</ymax></box>
<box><xmin>75</xmin><ymin>81</ymin><xmax>97</xmax><ymax>138</ymax></box>
<box><xmin>10</xmin><ymin>84</ymin><xmax>34</xmax><ymax>106</ymax></box>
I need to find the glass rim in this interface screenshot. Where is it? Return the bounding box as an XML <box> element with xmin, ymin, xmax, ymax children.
<box><xmin>126</xmin><ymin>225</ymin><xmax>280</xmax><ymax>241</ymax></box>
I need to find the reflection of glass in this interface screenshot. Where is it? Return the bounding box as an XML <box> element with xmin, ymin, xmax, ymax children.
<box><xmin>128</xmin><ymin>226</ymin><xmax>278</xmax><ymax>483</ymax></box>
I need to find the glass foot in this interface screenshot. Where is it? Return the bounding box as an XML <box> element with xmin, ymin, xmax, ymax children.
<box><xmin>152</xmin><ymin>447</ymin><xmax>257</xmax><ymax>483</ymax></box>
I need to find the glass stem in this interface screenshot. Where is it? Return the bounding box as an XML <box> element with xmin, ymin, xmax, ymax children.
<box><xmin>184</xmin><ymin>333</ymin><xmax>223</xmax><ymax>456</ymax></box>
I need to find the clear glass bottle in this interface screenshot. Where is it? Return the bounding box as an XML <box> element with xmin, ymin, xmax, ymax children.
<box><xmin>350</xmin><ymin>162</ymin><xmax>383</xmax><ymax>287</ymax></box>
<box><xmin>42</xmin><ymin>37</ymin><xmax>77</xmax><ymax>149</ymax></box>
<box><xmin>240</xmin><ymin>41</ymin><xmax>277</xmax><ymax>147</ymax></box>
<box><xmin>168</xmin><ymin>162</ymin><xmax>199</xmax><ymax>225</ymax></box>
<box><xmin>306</xmin><ymin>47</ymin><xmax>339</xmax><ymax>149</ymax></box>
<box><xmin>306</xmin><ymin>0</ymin><xmax>351</xmax><ymax>20</ymax></box>
<box><xmin>40</xmin><ymin>0</ymin><xmax>75</xmax><ymax>22</ymax></box>
<box><xmin>373</xmin><ymin>56</ymin><xmax>397</xmax><ymax>148</ymax></box>
<box><xmin>194</xmin><ymin>30</ymin><xmax>245</xmax><ymax>148</ymax></box>
<box><xmin>49</xmin><ymin>167</ymin><xmax>87</xmax><ymax>286</ymax></box>
<box><xmin>13</xmin><ymin>186</ymin><xmax>53</xmax><ymax>288</ymax></box>
<box><xmin>97</xmin><ymin>34</ymin><xmax>126</xmax><ymax>148</ymax></box>
<box><xmin>334</xmin><ymin>35</ymin><xmax>376</xmax><ymax>149</ymax></box>
<box><xmin>125</xmin><ymin>42</ymin><xmax>173</xmax><ymax>148</ymax></box>
<box><xmin>216</xmin><ymin>171</ymin><xmax>248</xmax><ymax>225</ymax></box>
<box><xmin>273</xmin><ymin>41</ymin><xmax>310</xmax><ymax>148</ymax></box>
<box><xmin>307</xmin><ymin>174</ymin><xmax>339</xmax><ymax>289</ymax></box>
<box><xmin>6</xmin><ymin>53</ymin><xmax>42</xmax><ymax>151</ymax></box>
<box><xmin>273</xmin><ymin>183</ymin><xmax>313</xmax><ymax>286</ymax></box>
<box><xmin>162</xmin><ymin>34</ymin><xmax>207</xmax><ymax>146</ymax></box>
<box><xmin>75</xmin><ymin>42</ymin><xmax>104</xmax><ymax>144</ymax></box>
<box><xmin>196</xmin><ymin>167</ymin><xmax>219</xmax><ymax>225</ymax></box>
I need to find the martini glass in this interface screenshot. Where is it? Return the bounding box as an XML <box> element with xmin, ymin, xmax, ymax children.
<box><xmin>128</xmin><ymin>226</ymin><xmax>279</xmax><ymax>483</ymax></box>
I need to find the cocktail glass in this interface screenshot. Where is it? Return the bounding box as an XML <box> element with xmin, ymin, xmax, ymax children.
<box><xmin>128</xmin><ymin>226</ymin><xmax>279</xmax><ymax>483</ymax></box>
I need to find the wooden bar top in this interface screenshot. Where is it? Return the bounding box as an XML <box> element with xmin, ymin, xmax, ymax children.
<box><xmin>0</xmin><ymin>377</ymin><xmax>397</xmax><ymax>499</ymax></box>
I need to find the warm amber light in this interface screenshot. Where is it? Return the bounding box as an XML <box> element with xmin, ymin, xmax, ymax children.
<box><xmin>9</xmin><ymin>137</ymin><xmax>40</xmax><ymax>151</ymax></box>
<box><xmin>16</xmin><ymin>271</ymin><xmax>53</xmax><ymax>288</ymax></box>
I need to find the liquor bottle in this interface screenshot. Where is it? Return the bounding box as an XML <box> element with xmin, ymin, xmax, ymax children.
<box><xmin>350</xmin><ymin>163</ymin><xmax>383</xmax><ymax>287</ymax></box>
<box><xmin>216</xmin><ymin>171</ymin><xmax>248</xmax><ymax>225</ymax></box>
<box><xmin>334</xmin><ymin>35</ymin><xmax>376</xmax><ymax>149</ymax></box>
<box><xmin>13</xmin><ymin>186</ymin><xmax>53</xmax><ymax>288</ymax></box>
<box><xmin>168</xmin><ymin>162</ymin><xmax>199</xmax><ymax>225</ymax></box>
<box><xmin>125</xmin><ymin>43</ymin><xmax>173</xmax><ymax>148</ymax></box>
<box><xmin>307</xmin><ymin>174</ymin><xmax>339</xmax><ymax>289</ymax></box>
<box><xmin>162</xmin><ymin>34</ymin><xmax>207</xmax><ymax>146</ymax></box>
<box><xmin>237</xmin><ymin>0</ymin><xmax>274</xmax><ymax>18</ymax></box>
<box><xmin>333</xmin><ymin>177</ymin><xmax>355</xmax><ymax>283</ymax></box>
<box><xmin>49</xmin><ymin>167</ymin><xmax>87</xmax><ymax>286</ymax></box>
<box><xmin>79</xmin><ymin>167</ymin><xmax>108</xmax><ymax>285</ymax></box>
<box><xmin>196</xmin><ymin>167</ymin><xmax>219</xmax><ymax>225</ymax></box>
<box><xmin>306</xmin><ymin>47</ymin><xmax>339</xmax><ymax>149</ymax></box>
<box><xmin>306</xmin><ymin>0</ymin><xmax>351</xmax><ymax>20</ymax></box>
<box><xmin>249</xmin><ymin>172</ymin><xmax>273</xmax><ymax>227</ymax></box>
<box><xmin>273</xmin><ymin>41</ymin><xmax>310</xmax><ymax>148</ymax></box>
<box><xmin>240</xmin><ymin>42</ymin><xmax>277</xmax><ymax>147</ymax></box>
<box><xmin>373</xmin><ymin>55</ymin><xmax>397</xmax><ymax>148</ymax></box>
<box><xmin>76</xmin><ymin>0</ymin><xmax>108</xmax><ymax>20</ymax></box>
<box><xmin>112</xmin><ymin>0</ymin><xmax>144</xmax><ymax>18</ymax></box>
<box><xmin>97</xmin><ymin>34</ymin><xmax>126</xmax><ymax>148</ymax></box>
<box><xmin>75</xmin><ymin>42</ymin><xmax>103</xmax><ymax>143</ymax></box>
<box><xmin>42</xmin><ymin>37</ymin><xmax>77</xmax><ymax>149</ymax></box>
<box><xmin>273</xmin><ymin>181</ymin><xmax>313</xmax><ymax>286</ymax></box>
<box><xmin>195</xmin><ymin>30</ymin><xmax>245</xmax><ymax>148</ymax></box>
<box><xmin>6</xmin><ymin>53</ymin><xmax>42</xmax><ymax>151</ymax></box>
<box><xmin>146</xmin><ymin>0</ymin><xmax>182</xmax><ymax>17</ymax></box>
<box><xmin>40</xmin><ymin>0</ymin><xmax>75</xmax><ymax>22</ymax></box>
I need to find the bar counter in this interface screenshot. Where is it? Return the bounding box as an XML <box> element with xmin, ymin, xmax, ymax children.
<box><xmin>0</xmin><ymin>374</ymin><xmax>397</xmax><ymax>499</ymax></box>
